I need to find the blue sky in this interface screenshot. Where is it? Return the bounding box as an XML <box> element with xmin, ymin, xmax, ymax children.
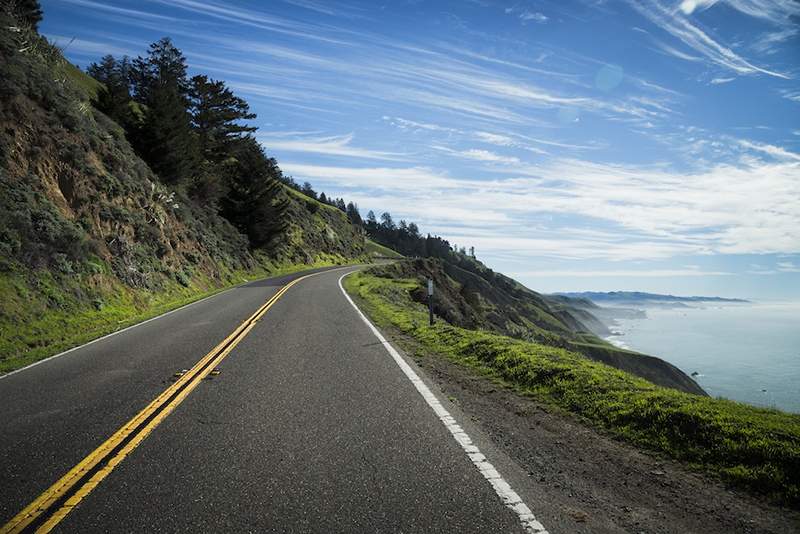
<box><xmin>42</xmin><ymin>0</ymin><xmax>800</xmax><ymax>299</ymax></box>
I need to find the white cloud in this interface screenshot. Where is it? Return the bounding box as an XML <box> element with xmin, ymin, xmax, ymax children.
<box><xmin>260</xmin><ymin>133</ymin><xmax>405</xmax><ymax>160</ymax></box>
<box><xmin>631</xmin><ymin>0</ymin><xmax>790</xmax><ymax>79</ymax></box>
<box><xmin>515</xmin><ymin>269</ymin><xmax>732</xmax><ymax>277</ymax></box>
<box><xmin>781</xmin><ymin>90</ymin><xmax>800</xmax><ymax>103</ymax></box>
<box><xmin>710</xmin><ymin>77</ymin><xmax>735</xmax><ymax>84</ymax></box>
<box><xmin>505</xmin><ymin>6</ymin><xmax>549</xmax><ymax>24</ymax></box>
<box><xmin>738</xmin><ymin>139</ymin><xmax>800</xmax><ymax>161</ymax></box>
<box><xmin>475</xmin><ymin>132</ymin><xmax>515</xmax><ymax>146</ymax></box>
<box><xmin>281</xmin><ymin>142</ymin><xmax>800</xmax><ymax>261</ymax></box>
<box><xmin>752</xmin><ymin>28</ymin><xmax>798</xmax><ymax>54</ymax></box>
<box><xmin>457</xmin><ymin>149</ymin><xmax>521</xmax><ymax>164</ymax></box>
<box><xmin>777</xmin><ymin>261</ymin><xmax>800</xmax><ymax>273</ymax></box>
<box><xmin>679</xmin><ymin>0</ymin><xmax>719</xmax><ymax>15</ymax></box>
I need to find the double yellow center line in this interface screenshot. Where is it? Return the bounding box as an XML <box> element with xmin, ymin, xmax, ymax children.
<box><xmin>1</xmin><ymin>271</ymin><xmax>318</xmax><ymax>534</ymax></box>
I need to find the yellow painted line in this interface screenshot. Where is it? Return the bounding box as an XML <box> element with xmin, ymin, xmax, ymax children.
<box><xmin>1</xmin><ymin>269</ymin><xmax>331</xmax><ymax>534</ymax></box>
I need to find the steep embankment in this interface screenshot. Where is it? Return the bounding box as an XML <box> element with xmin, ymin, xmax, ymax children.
<box><xmin>374</xmin><ymin>259</ymin><xmax>705</xmax><ymax>395</ymax></box>
<box><xmin>0</xmin><ymin>21</ymin><xmax>363</xmax><ymax>372</ymax></box>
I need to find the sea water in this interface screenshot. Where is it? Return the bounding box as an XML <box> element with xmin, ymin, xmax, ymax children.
<box><xmin>605</xmin><ymin>301</ymin><xmax>800</xmax><ymax>413</ymax></box>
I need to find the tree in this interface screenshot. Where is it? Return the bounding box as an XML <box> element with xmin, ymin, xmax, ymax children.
<box><xmin>318</xmin><ymin>192</ymin><xmax>327</xmax><ymax>204</ymax></box>
<box><xmin>335</xmin><ymin>198</ymin><xmax>346</xmax><ymax>212</ymax></box>
<box><xmin>408</xmin><ymin>222</ymin><xmax>420</xmax><ymax>239</ymax></box>
<box><xmin>469</xmin><ymin>246</ymin><xmax>475</xmax><ymax>258</ymax></box>
<box><xmin>128</xmin><ymin>38</ymin><xmax>199</xmax><ymax>186</ymax></box>
<box><xmin>189</xmin><ymin>75</ymin><xmax>256</xmax><ymax>164</ymax></box>
<box><xmin>11</xmin><ymin>0</ymin><xmax>42</xmax><ymax>30</ymax></box>
<box><xmin>380</xmin><ymin>212</ymin><xmax>395</xmax><ymax>230</ymax></box>
<box><xmin>87</xmin><ymin>55</ymin><xmax>137</xmax><ymax>129</ymax></box>
<box><xmin>129</xmin><ymin>37</ymin><xmax>190</xmax><ymax>103</ymax></box>
<box><xmin>346</xmin><ymin>202</ymin><xmax>362</xmax><ymax>225</ymax></box>
<box><xmin>301</xmin><ymin>181</ymin><xmax>316</xmax><ymax>199</ymax></box>
<box><xmin>136</xmin><ymin>81</ymin><xmax>200</xmax><ymax>186</ymax></box>
<box><xmin>366</xmin><ymin>210</ymin><xmax>377</xmax><ymax>226</ymax></box>
<box><xmin>220</xmin><ymin>136</ymin><xmax>289</xmax><ymax>247</ymax></box>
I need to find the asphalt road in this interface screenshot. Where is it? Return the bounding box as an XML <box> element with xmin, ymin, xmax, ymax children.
<box><xmin>0</xmin><ymin>266</ymin><xmax>542</xmax><ymax>533</ymax></box>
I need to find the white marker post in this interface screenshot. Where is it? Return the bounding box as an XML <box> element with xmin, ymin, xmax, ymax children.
<box><xmin>427</xmin><ymin>278</ymin><xmax>434</xmax><ymax>326</ymax></box>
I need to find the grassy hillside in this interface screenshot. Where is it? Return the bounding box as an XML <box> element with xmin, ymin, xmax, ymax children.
<box><xmin>344</xmin><ymin>269</ymin><xmax>800</xmax><ymax>506</ymax></box>
<box><xmin>365</xmin><ymin>239</ymin><xmax>403</xmax><ymax>259</ymax></box>
<box><xmin>0</xmin><ymin>15</ymin><xmax>365</xmax><ymax>372</ymax></box>
<box><xmin>373</xmin><ymin>259</ymin><xmax>705</xmax><ymax>395</ymax></box>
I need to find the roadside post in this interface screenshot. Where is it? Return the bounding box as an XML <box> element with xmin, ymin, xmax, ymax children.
<box><xmin>427</xmin><ymin>278</ymin><xmax>434</xmax><ymax>326</ymax></box>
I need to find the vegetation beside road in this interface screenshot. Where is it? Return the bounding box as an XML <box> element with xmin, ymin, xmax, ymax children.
<box><xmin>344</xmin><ymin>268</ymin><xmax>800</xmax><ymax>507</ymax></box>
<box><xmin>0</xmin><ymin>257</ymin><xmax>355</xmax><ymax>373</ymax></box>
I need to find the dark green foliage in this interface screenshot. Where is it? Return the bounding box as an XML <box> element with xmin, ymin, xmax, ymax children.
<box><xmin>86</xmin><ymin>55</ymin><xmax>139</xmax><ymax>131</ymax></box>
<box><xmin>301</xmin><ymin>181</ymin><xmax>316</xmax><ymax>199</ymax></box>
<box><xmin>136</xmin><ymin>79</ymin><xmax>200</xmax><ymax>186</ymax></box>
<box><xmin>125</xmin><ymin>38</ymin><xmax>200</xmax><ymax>186</ymax></box>
<box><xmin>220</xmin><ymin>136</ymin><xmax>289</xmax><ymax>247</ymax></box>
<box><xmin>189</xmin><ymin>74</ymin><xmax>256</xmax><ymax>164</ymax></box>
<box><xmin>129</xmin><ymin>37</ymin><xmax>190</xmax><ymax>102</ymax></box>
<box><xmin>8</xmin><ymin>0</ymin><xmax>42</xmax><ymax>30</ymax></box>
<box><xmin>346</xmin><ymin>201</ymin><xmax>362</xmax><ymax>225</ymax></box>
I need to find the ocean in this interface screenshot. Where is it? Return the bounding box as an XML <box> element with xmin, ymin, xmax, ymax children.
<box><xmin>604</xmin><ymin>301</ymin><xmax>800</xmax><ymax>413</ymax></box>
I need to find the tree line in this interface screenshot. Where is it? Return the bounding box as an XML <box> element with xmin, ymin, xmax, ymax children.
<box><xmin>84</xmin><ymin>36</ymin><xmax>474</xmax><ymax>261</ymax></box>
<box><xmin>86</xmin><ymin>38</ymin><xmax>288</xmax><ymax>248</ymax></box>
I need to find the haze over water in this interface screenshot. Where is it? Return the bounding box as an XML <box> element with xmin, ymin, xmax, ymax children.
<box><xmin>607</xmin><ymin>301</ymin><xmax>800</xmax><ymax>413</ymax></box>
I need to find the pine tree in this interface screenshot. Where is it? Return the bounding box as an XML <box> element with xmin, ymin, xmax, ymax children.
<box><xmin>346</xmin><ymin>202</ymin><xmax>362</xmax><ymax>225</ymax></box>
<box><xmin>221</xmin><ymin>136</ymin><xmax>289</xmax><ymax>247</ymax></box>
<box><xmin>87</xmin><ymin>55</ymin><xmax>137</xmax><ymax>129</ymax></box>
<box><xmin>129</xmin><ymin>37</ymin><xmax>190</xmax><ymax>103</ymax></box>
<box><xmin>380</xmin><ymin>212</ymin><xmax>395</xmax><ymax>230</ymax></box>
<box><xmin>137</xmin><ymin>81</ymin><xmax>199</xmax><ymax>186</ymax></box>
<box><xmin>301</xmin><ymin>182</ymin><xmax>316</xmax><ymax>199</ymax></box>
<box><xmin>128</xmin><ymin>38</ymin><xmax>199</xmax><ymax>186</ymax></box>
<box><xmin>189</xmin><ymin>75</ymin><xmax>256</xmax><ymax>164</ymax></box>
<box><xmin>11</xmin><ymin>0</ymin><xmax>42</xmax><ymax>30</ymax></box>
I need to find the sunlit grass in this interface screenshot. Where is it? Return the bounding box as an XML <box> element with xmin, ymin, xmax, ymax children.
<box><xmin>0</xmin><ymin>256</ymin><xmax>357</xmax><ymax>373</ymax></box>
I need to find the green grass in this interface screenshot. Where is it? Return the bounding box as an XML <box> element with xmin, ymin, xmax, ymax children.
<box><xmin>365</xmin><ymin>239</ymin><xmax>403</xmax><ymax>259</ymax></box>
<box><xmin>63</xmin><ymin>62</ymin><xmax>104</xmax><ymax>101</ymax></box>
<box><xmin>0</xmin><ymin>256</ymin><xmax>356</xmax><ymax>374</ymax></box>
<box><xmin>344</xmin><ymin>269</ymin><xmax>800</xmax><ymax>507</ymax></box>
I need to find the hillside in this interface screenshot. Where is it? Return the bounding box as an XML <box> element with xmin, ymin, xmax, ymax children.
<box><xmin>368</xmin><ymin>258</ymin><xmax>705</xmax><ymax>395</ymax></box>
<box><xmin>0</xmin><ymin>15</ymin><xmax>364</xmax><ymax>371</ymax></box>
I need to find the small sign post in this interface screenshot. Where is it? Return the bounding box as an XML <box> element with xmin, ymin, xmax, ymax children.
<box><xmin>427</xmin><ymin>278</ymin><xmax>434</xmax><ymax>326</ymax></box>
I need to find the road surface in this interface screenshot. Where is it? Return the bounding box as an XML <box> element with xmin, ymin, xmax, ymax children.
<box><xmin>0</xmin><ymin>266</ymin><xmax>547</xmax><ymax>533</ymax></box>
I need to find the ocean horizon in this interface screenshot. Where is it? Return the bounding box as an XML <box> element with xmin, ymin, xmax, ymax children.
<box><xmin>603</xmin><ymin>300</ymin><xmax>800</xmax><ymax>413</ymax></box>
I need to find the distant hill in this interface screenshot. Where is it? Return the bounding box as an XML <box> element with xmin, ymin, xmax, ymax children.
<box><xmin>557</xmin><ymin>291</ymin><xmax>749</xmax><ymax>305</ymax></box>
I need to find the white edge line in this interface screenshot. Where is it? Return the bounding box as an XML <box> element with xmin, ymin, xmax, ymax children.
<box><xmin>1</xmin><ymin>266</ymin><xmax>353</xmax><ymax>381</ymax></box>
<box><xmin>337</xmin><ymin>271</ymin><xmax>549</xmax><ymax>534</ymax></box>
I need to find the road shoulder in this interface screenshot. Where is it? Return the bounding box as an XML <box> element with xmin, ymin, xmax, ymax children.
<box><xmin>345</xmin><ymin>287</ymin><xmax>800</xmax><ymax>534</ymax></box>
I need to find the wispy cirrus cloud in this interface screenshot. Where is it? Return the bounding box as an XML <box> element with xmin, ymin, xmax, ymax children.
<box><xmin>516</xmin><ymin>268</ymin><xmax>732</xmax><ymax>277</ymax></box>
<box><xmin>630</xmin><ymin>0</ymin><xmax>791</xmax><ymax>79</ymax></box>
<box><xmin>282</xmin><ymin>136</ymin><xmax>800</xmax><ymax>262</ymax></box>
<box><xmin>260</xmin><ymin>133</ymin><xmax>405</xmax><ymax>160</ymax></box>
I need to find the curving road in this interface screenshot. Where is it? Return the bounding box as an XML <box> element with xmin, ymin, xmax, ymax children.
<box><xmin>0</xmin><ymin>266</ymin><xmax>548</xmax><ymax>533</ymax></box>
